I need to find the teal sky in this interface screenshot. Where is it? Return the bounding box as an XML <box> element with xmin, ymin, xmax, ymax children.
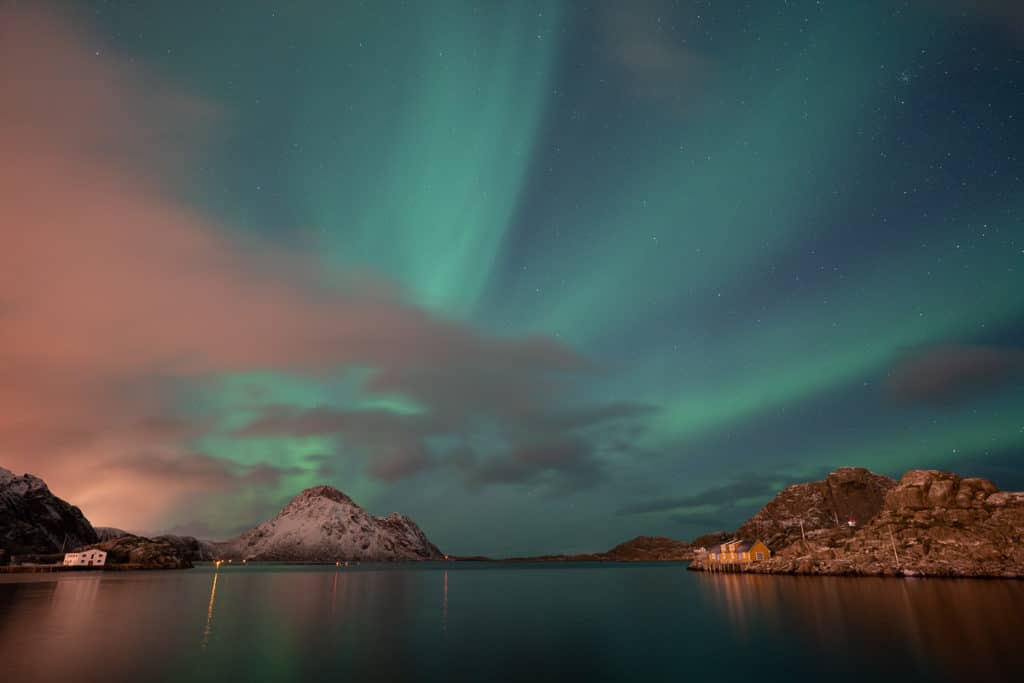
<box><xmin>4</xmin><ymin>0</ymin><xmax>1023</xmax><ymax>555</ymax></box>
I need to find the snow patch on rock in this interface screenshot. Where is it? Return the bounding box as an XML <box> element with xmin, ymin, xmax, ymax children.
<box><xmin>222</xmin><ymin>486</ymin><xmax>442</xmax><ymax>562</ymax></box>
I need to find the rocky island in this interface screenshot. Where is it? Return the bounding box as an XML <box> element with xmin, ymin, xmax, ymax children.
<box><xmin>216</xmin><ymin>485</ymin><xmax>443</xmax><ymax>562</ymax></box>
<box><xmin>689</xmin><ymin>467</ymin><xmax>1024</xmax><ymax>578</ymax></box>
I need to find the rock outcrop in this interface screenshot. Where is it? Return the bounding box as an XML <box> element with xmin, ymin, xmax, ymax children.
<box><xmin>79</xmin><ymin>531</ymin><xmax>217</xmax><ymax>566</ymax></box>
<box><xmin>691</xmin><ymin>468</ymin><xmax>1024</xmax><ymax>578</ymax></box>
<box><xmin>734</xmin><ymin>467</ymin><xmax>896</xmax><ymax>550</ymax></box>
<box><xmin>220</xmin><ymin>486</ymin><xmax>442</xmax><ymax>562</ymax></box>
<box><xmin>601</xmin><ymin>536</ymin><xmax>694</xmax><ymax>561</ymax></box>
<box><xmin>81</xmin><ymin>535</ymin><xmax>194</xmax><ymax>569</ymax></box>
<box><xmin>0</xmin><ymin>467</ymin><xmax>98</xmax><ymax>554</ymax></box>
<box><xmin>152</xmin><ymin>534</ymin><xmax>219</xmax><ymax>562</ymax></box>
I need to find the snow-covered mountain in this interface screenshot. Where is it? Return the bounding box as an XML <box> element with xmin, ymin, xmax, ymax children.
<box><xmin>0</xmin><ymin>466</ymin><xmax>98</xmax><ymax>554</ymax></box>
<box><xmin>221</xmin><ymin>485</ymin><xmax>442</xmax><ymax>562</ymax></box>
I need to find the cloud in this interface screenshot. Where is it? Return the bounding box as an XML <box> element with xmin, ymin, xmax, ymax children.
<box><xmin>0</xmin><ymin>5</ymin><xmax>639</xmax><ymax>531</ymax></box>
<box><xmin>455</xmin><ymin>437</ymin><xmax>607</xmax><ymax>493</ymax></box>
<box><xmin>886</xmin><ymin>345</ymin><xmax>1024</xmax><ymax>403</ymax></box>
<box><xmin>368</xmin><ymin>445</ymin><xmax>434</xmax><ymax>483</ymax></box>
<box><xmin>600</xmin><ymin>0</ymin><xmax>709</xmax><ymax>103</ymax></box>
<box><xmin>235</xmin><ymin>400</ymin><xmax>650</xmax><ymax>492</ymax></box>
<box><xmin>616</xmin><ymin>473</ymin><xmax>789</xmax><ymax>516</ymax></box>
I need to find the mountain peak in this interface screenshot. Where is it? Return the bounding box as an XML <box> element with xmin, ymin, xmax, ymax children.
<box><xmin>224</xmin><ymin>484</ymin><xmax>442</xmax><ymax>561</ymax></box>
<box><xmin>1</xmin><ymin>466</ymin><xmax>98</xmax><ymax>554</ymax></box>
<box><xmin>288</xmin><ymin>485</ymin><xmax>356</xmax><ymax>507</ymax></box>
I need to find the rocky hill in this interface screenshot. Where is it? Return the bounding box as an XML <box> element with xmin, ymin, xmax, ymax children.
<box><xmin>79</xmin><ymin>535</ymin><xmax>194</xmax><ymax>569</ymax></box>
<box><xmin>152</xmin><ymin>534</ymin><xmax>219</xmax><ymax>562</ymax></box>
<box><xmin>601</xmin><ymin>535</ymin><xmax>694</xmax><ymax>561</ymax></box>
<box><xmin>691</xmin><ymin>468</ymin><xmax>1024</xmax><ymax>578</ymax></box>
<box><xmin>734</xmin><ymin>467</ymin><xmax>896</xmax><ymax>550</ymax></box>
<box><xmin>220</xmin><ymin>486</ymin><xmax>442</xmax><ymax>562</ymax></box>
<box><xmin>0</xmin><ymin>466</ymin><xmax>98</xmax><ymax>554</ymax></box>
<box><xmin>75</xmin><ymin>532</ymin><xmax>218</xmax><ymax>569</ymax></box>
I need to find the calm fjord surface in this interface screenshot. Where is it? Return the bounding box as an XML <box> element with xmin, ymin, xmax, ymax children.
<box><xmin>1</xmin><ymin>563</ymin><xmax>1020</xmax><ymax>682</ymax></box>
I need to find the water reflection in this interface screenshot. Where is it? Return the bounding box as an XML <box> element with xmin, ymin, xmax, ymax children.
<box><xmin>0</xmin><ymin>572</ymin><xmax>189</xmax><ymax>679</ymax></box>
<box><xmin>442</xmin><ymin>570</ymin><xmax>448</xmax><ymax>632</ymax></box>
<box><xmin>697</xmin><ymin>573</ymin><xmax>1024</xmax><ymax>679</ymax></box>
<box><xmin>2</xmin><ymin>565</ymin><xmax>1022</xmax><ymax>682</ymax></box>
<box><xmin>201</xmin><ymin>570</ymin><xmax>218</xmax><ymax>651</ymax></box>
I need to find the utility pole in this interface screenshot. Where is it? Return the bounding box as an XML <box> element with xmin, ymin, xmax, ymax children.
<box><xmin>889</xmin><ymin>526</ymin><xmax>901</xmax><ymax>569</ymax></box>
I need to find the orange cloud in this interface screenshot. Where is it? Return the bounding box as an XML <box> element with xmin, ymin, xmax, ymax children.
<box><xmin>0</xmin><ymin>6</ymin><xmax>600</xmax><ymax>532</ymax></box>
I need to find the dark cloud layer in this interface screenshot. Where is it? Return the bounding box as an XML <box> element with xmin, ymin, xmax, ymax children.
<box><xmin>887</xmin><ymin>345</ymin><xmax>1024</xmax><ymax>403</ymax></box>
<box><xmin>616</xmin><ymin>473</ymin><xmax>794</xmax><ymax>516</ymax></box>
<box><xmin>236</xmin><ymin>400</ymin><xmax>651</xmax><ymax>493</ymax></box>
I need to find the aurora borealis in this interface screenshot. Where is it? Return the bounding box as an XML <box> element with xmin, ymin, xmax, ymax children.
<box><xmin>2</xmin><ymin>0</ymin><xmax>1023</xmax><ymax>555</ymax></box>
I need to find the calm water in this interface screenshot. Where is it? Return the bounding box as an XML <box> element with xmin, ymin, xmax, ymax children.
<box><xmin>1</xmin><ymin>562</ymin><xmax>1022</xmax><ymax>682</ymax></box>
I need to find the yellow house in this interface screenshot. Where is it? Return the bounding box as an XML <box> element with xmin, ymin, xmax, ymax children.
<box><xmin>705</xmin><ymin>539</ymin><xmax>770</xmax><ymax>563</ymax></box>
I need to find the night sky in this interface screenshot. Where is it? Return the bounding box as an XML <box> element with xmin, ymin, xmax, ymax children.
<box><xmin>2</xmin><ymin>0</ymin><xmax>1023</xmax><ymax>556</ymax></box>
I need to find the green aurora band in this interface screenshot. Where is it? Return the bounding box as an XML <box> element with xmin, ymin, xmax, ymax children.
<box><xmin>77</xmin><ymin>0</ymin><xmax>1024</xmax><ymax>553</ymax></box>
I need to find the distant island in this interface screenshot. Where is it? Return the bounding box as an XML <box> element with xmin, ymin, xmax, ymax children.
<box><xmin>3</xmin><ymin>464</ymin><xmax>1022</xmax><ymax>578</ymax></box>
<box><xmin>451</xmin><ymin>534</ymin><xmax>702</xmax><ymax>563</ymax></box>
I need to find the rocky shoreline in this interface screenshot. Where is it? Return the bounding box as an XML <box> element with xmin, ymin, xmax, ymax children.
<box><xmin>689</xmin><ymin>468</ymin><xmax>1024</xmax><ymax>579</ymax></box>
<box><xmin>6</xmin><ymin>463</ymin><xmax>1022</xmax><ymax>577</ymax></box>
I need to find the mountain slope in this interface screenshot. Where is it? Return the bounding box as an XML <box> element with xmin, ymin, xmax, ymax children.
<box><xmin>222</xmin><ymin>486</ymin><xmax>442</xmax><ymax>561</ymax></box>
<box><xmin>0</xmin><ymin>466</ymin><xmax>98</xmax><ymax>554</ymax></box>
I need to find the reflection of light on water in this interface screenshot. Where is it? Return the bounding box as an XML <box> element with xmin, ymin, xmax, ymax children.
<box><xmin>698</xmin><ymin>573</ymin><xmax>758</xmax><ymax>638</ymax></box>
<box><xmin>698</xmin><ymin>573</ymin><xmax>1024</xmax><ymax>678</ymax></box>
<box><xmin>201</xmin><ymin>570</ymin><xmax>219</xmax><ymax>652</ymax></box>
<box><xmin>51</xmin><ymin>575</ymin><xmax>102</xmax><ymax>614</ymax></box>
<box><xmin>442</xmin><ymin>571</ymin><xmax>448</xmax><ymax>633</ymax></box>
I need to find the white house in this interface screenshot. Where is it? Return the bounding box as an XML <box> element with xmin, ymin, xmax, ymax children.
<box><xmin>63</xmin><ymin>550</ymin><xmax>107</xmax><ymax>567</ymax></box>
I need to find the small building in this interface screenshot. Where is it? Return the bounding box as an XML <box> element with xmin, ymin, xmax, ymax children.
<box><xmin>63</xmin><ymin>550</ymin><xmax>107</xmax><ymax>567</ymax></box>
<box><xmin>705</xmin><ymin>539</ymin><xmax>770</xmax><ymax>563</ymax></box>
